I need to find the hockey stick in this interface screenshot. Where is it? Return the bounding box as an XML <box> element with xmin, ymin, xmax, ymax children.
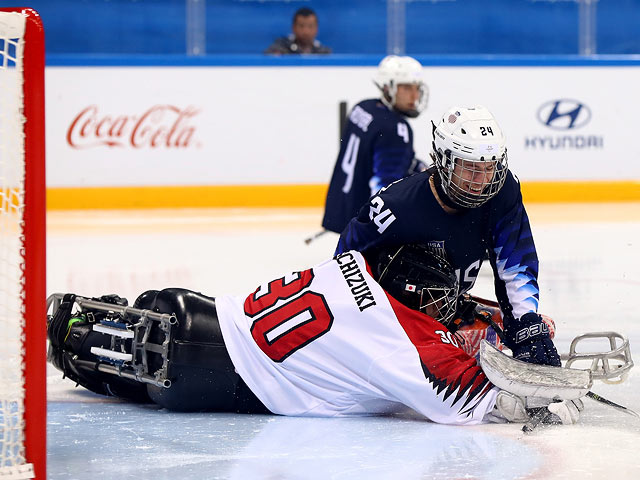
<box><xmin>304</xmin><ymin>230</ymin><xmax>328</xmax><ymax>245</ymax></box>
<box><xmin>307</xmin><ymin>102</ymin><xmax>347</xmax><ymax>247</ymax></box>
<box><xmin>586</xmin><ymin>391</ymin><xmax>639</xmax><ymax>417</ymax></box>
<box><xmin>522</xmin><ymin>407</ymin><xmax>553</xmax><ymax>434</ymax></box>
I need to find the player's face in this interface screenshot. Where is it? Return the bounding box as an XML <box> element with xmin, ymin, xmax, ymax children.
<box><xmin>451</xmin><ymin>158</ymin><xmax>496</xmax><ymax>195</ymax></box>
<box><xmin>293</xmin><ymin>15</ymin><xmax>318</xmax><ymax>47</ymax></box>
<box><xmin>420</xmin><ymin>289</ymin><xmax>452</xmax><ymax>324</ymax></box>
<box><xmin>394</xmin><ymin>84</ymin><xmax>421</xmax><ymax>112</ymax></box>
<box><xmin>422</xmin><ymin>300</ymin><xmax>441</xmax><ymax>320</ymax></box>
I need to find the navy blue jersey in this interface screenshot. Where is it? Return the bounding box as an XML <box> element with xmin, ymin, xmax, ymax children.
<box><xmin>322</xmin><ymin>99</ymin><xmax>415</xmax><ymax>234</ymax></box>
<box><xmin>335</xmin><ymin>169</ymin><xmax>539</xmax><ymax>323</ymax></box>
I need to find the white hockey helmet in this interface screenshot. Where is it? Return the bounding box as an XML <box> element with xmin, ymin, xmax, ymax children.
<box><xmin>374</xmin><ymin>55</ymin><xmax>428</xmax><ymax>118</ymax></box>
<box><xmin>432</xmin><ymin>105</ymin><xmax>509</xmax><ymax>208</ymax></box>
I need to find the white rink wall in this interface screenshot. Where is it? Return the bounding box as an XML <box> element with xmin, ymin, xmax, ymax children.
<box><xmin>45</xmin><ymin>61</ymin><xmax>640</xmax><ymax>194</ymax></box>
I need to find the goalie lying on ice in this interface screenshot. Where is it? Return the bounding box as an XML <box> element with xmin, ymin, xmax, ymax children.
<box><xmin>47</xmin><ymin>244</ymin><xmax>590</xmax><ymax>426</ymax></box>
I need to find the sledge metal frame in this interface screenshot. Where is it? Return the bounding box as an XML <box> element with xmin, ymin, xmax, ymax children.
<box><xmin>47</xmin><ymin>294</ymin><xmax>177</xmax><ymax>389</ymax></box>
<box><xmin>562</xmin><ymin>331</ymin><xmax>634</xmax><ymax>383</ymax></box>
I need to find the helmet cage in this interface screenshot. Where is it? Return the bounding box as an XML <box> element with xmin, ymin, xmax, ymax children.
<box><xmin>435</xmin><ymin>147</ymin><xmax>509</xmax><ymax>208</ymax></box>
<box><xmin>378</xmin><ymin>245</ymin><xmax>458</xmax><ymax>326</ymax></box>
<box><xmin>414</xmin><ymin>283</ymin><xmax>458</xmax><ymax>327</ymax></box>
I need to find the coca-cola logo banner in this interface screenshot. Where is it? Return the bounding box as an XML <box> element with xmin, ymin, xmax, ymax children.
<box><xmin>66</xmin><ymin>104</ymin><xmax>200</xmax><ymax>149</ymax></box>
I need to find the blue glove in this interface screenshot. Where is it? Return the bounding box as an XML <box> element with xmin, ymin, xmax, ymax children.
<box><xmin>503</xmin><ymin>312</ymin><xmax>561</xmax><ymax>366</ymax></box>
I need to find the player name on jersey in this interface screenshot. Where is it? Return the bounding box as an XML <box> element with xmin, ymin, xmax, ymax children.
<box><xmin>335</xmin><ymin>252</ymin><xmax>377</xmax><ymax>312</ymax></box>
<box><xmin>350</xmin><ymin>105</ymin><xmax>374</xmax><ymax>132</ymax></box>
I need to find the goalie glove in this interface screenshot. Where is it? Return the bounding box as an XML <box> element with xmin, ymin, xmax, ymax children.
<box><xmin>503</xmin><ymin>312</ymin><xmax>561</xmax><ymax>366</ymax></box>
<box><xmin>488</xmin><ymin>390</ymin><xmax>584</xmax><ymax>425</ymax></box>
<box><xmin>547</xmin><ymin>398</ymin><xmax>584</xmax><ymax>424</ymax></box>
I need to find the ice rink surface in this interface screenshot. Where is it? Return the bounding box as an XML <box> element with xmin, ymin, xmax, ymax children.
<box><xmin>46</xmin><ymin>204</ymin><xmax>640</xmax><ymax>479</ymax></box>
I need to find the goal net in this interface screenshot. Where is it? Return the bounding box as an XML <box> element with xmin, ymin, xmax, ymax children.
<box><xmin>0</xmin><ymin>8</ymin><xmax>46</xmax><ymax>480</ymax></box>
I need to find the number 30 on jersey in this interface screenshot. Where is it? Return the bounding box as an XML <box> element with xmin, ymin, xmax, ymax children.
<box><xmin>244</xmin><ymin>269</ymin><xmax>334</xmax><ymax>362</ymax></box>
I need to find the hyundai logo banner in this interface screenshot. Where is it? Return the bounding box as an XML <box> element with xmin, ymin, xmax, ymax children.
<box><xmin>536</xmin><ymin>100</ymin><xmax>591</xmax><ymax>130</ymax></box>
<box><xmin>525</xmin><ymin>98</ymin><xmax>603</xmax><ymax>152</ymax></box>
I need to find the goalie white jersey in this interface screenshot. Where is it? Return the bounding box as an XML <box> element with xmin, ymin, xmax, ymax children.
<box><xmin>217</xmin><ymin>251</ymin><xmax>498</xmax><ymax>425</ymax></box>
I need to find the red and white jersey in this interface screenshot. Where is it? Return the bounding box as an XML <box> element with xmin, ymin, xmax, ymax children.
<box><xmin>217</xmin><ymin>251</ymin><xmax>498</xmax><ymax>425</ymax></box>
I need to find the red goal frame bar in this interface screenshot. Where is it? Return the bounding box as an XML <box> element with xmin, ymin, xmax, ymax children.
<box><xmin>0</xmin><ymin>7</ymin><xmax>47</xmax><ymax>480</ymax></box>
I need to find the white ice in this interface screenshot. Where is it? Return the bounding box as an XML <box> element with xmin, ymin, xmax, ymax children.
<box><xmin>46</xmin><ymin>204</ymin><xmax>640</xmax><ymax>479</ymax></box>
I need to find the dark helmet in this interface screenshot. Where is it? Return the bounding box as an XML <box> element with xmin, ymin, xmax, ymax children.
<box><xmin>374</xmin><ymin>244</ymin><xmax>458</xmax><ymax>326</ymax></box>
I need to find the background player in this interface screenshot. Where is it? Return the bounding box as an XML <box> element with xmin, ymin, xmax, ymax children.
<box><xmin>47</xmin><ymin>244</ymin><xmax>581</xmax><ymax>426</ymax></box>
<box><xmin>336</xmin><ymin>105</ymin><xmax>561</xmax><ymax>368</ymax></box>
<box><xmin>321</xmin><ymin>55</ymin><xmax>428</xmax><ymax>235</ymax></box>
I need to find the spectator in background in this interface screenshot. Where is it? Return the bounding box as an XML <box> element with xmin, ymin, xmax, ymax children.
<box><xmin>265</xmin><ymin>7</ymin><xmax>331</xmax><ymax>55</ymax></box>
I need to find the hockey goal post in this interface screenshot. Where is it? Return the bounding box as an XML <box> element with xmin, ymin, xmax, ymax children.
<box><xmin>0</xmin><ymin>7</ymin><xmax>46</xmax><ymax>480</ymax></box>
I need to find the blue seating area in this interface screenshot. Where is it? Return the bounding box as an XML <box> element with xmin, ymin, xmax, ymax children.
<box><xmin>24</xmin><ymin>0</ymin><xmax>640</xmax><ymax>56</ymax></box>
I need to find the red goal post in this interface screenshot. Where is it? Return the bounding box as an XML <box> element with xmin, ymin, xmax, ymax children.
<box><xmin>0</xmin><ymin>7</ymin><xmax>46</xmax><ymax>480</ymax></box>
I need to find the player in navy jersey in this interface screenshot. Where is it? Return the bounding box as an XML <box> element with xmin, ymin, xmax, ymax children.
<box><xmin>336</xmin><ymin>105</ymin><xmax>561</xmax><ymax>368</ymax></box>
<box><xmin>46</xmin><ymin>244</ymin><xmax>583</xmax><ymax>426</ymax></box>
<box><xmin>321</xmin><ymin>55</ymin><xmax>429</xmax><ymax>234</ymax></box>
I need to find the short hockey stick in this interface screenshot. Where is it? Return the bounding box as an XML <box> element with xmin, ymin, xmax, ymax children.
<box><xmin>304</xmin><ymin>230</ymin><xmax>328</xmax><ymax>245</ymax></box>
<box><xmin>586</xmin><ymin>391</ymin><xmax>639</xmax><ymax>417</ymax></box>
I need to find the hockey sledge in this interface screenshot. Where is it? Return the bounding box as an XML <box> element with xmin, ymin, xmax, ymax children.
<box><xmin>47</xmin><ymin>293</ymin><xmax>176</xmax><ymax>389</ymax></box>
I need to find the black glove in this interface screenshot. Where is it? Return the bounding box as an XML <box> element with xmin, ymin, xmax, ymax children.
<box><xmin>503</xmin><ymin>312</ymin><xmax>561</xmax><ymax>366</ymax></box>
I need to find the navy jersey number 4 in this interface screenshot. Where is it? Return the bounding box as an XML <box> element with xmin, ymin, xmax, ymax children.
<box><xmin>322</xmin><ymin>99</ymin><xmax>415</xmax><ymax>234</ymax></box>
